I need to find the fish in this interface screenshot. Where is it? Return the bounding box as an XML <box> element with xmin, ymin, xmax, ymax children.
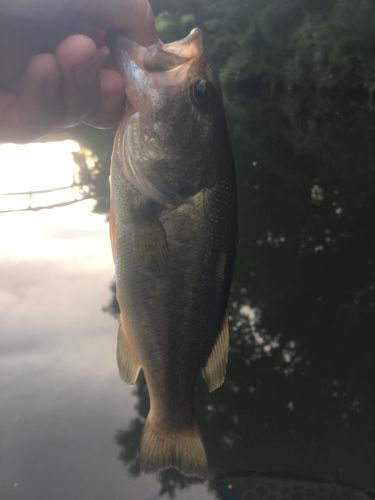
<box><xmin>107</xmin><ymin>27</ymin><xmax>237</xmax><ymax>479</ymax></box>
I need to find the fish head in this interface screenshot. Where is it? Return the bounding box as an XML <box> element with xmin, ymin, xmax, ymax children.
<box><xmin>108</xmin><ymin>29</ymin><xmax>230</xmax><ymax>205</ymax></box>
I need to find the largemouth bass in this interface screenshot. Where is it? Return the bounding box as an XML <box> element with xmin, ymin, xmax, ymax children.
<box><xmin>108</xmin><ymin>28</ymin><xmax>237</xmax><ymax>478</ymax></box>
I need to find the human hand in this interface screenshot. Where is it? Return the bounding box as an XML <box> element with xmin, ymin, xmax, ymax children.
<box><xmin>0</xmin><ymin>0</ymin><xmax>156</xmax><ymax>143</ymax></box>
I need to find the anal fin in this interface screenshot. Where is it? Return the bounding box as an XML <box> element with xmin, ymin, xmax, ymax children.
<box><xmin>117</xmin><ymin>315</ymin><xmax>141</xmax><ymax>385</ymax></box>
<box><xmin>202</xmin><ymin>315</ymin><xmax>230</xmax><ymax>393</ymax></box>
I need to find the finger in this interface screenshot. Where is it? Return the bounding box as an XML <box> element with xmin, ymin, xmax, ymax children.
<box><xmin>0</xmin><ymin>90</ymin><xmax>19</xmax><ymax>143</ymax></box>
<box><xmin>0</xmin><ymin>13</ymin><xmax>81</xmax><ymax>86</ymax></box>
<box><xmin>87</xmin><ymin>0</ymin><xmax>157</xmax><ymax>46</ymax></box>
<box><xmin>85</xmin><ymin>68</ymin><xmax>126</xmax><ymax>128</ymax></box>
<box><xmin>55</xmin><ymin>34</ymin><xmax>102</xmax><ymax>126</ymax></box>
<box><xmin>0</xmin><ymin>53</ymin><xmax>63</xmax><ymax>143</ymax></box>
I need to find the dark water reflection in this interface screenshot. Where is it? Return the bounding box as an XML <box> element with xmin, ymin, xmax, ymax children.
<box><xmin>2</xmin><ymin>91</ymin><xmax>375</xmax><ymax>499</ymax></box>
<box><xmin>105</xmin><ymin>95</ymin><xmax>375</xmax><ymax>497</ymax></box>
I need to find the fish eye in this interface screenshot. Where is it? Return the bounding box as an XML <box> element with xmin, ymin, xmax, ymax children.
<box><xmin>191</xmin><ymin>80</ymin><xmax>215</xmax><ymax>110</ymax></box>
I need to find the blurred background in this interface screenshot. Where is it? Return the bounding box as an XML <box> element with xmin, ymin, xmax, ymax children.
<box><xmin>1</xmin><ymin>0</ymin><xmax>375</xmax><ymax>498</ymax></box>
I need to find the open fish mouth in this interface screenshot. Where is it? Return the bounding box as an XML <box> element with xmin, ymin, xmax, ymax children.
<box><xmin>106</xmin><ymin>28</ymin><xmax>204</xmax><ymax>113</ymax></box>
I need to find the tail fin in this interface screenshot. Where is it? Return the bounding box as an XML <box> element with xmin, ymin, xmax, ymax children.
<box><xmin>140</xmin><ymin>417</ymin><xmax>208</xmax><ymax>479</ymax></box>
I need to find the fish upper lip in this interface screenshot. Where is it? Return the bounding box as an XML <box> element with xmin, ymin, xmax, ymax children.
<box><xmin>160</xmin><ymin>28</ymin><xmax>204</xmax><ymax>60</ymax></box>
<box><xmin>107</xmin><ymin>28</ymin><xmax>204</xmax><ymax>74</ymax></box>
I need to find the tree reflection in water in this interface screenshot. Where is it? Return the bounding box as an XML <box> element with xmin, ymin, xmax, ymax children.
<box><xmin>92</xmin><ymin>94</ymin><xmax>375</xmax><ymax>497</ymax></box>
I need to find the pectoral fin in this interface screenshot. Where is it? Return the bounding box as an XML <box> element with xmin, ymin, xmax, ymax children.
<box><xmin>202</xmin><ymin>315</ymin><xmax>230</xmax><ymax>392</ymax></box>
<box><xmin>117</xmin><ymin>315</ymin><xmax>141</xmax><ymax>385</ymax></box>
<box><xmin>109</xmin><ymin>200</ymin><xmax>116</xmax><ymax>261</ymax></box>
<box><xmin>133</xmin><ymin>218</ymin><xmax>169</xmax><ymax>275</ymax></box>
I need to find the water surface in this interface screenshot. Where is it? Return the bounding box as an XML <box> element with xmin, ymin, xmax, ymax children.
<box><xmin>1</xmin><ymin>95</ymin><xmax>375</xmax><ymax>500</ymax></box>
<box><xmin>0</xmin><ymin>201</ymin><xmax>215</xmax><ymax>500</ymax></box>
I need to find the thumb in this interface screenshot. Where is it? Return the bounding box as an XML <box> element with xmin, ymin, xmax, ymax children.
<box><xmin>86</xmin><ymin>0</ymin><xmax>157</xmax><ymax>46</ymax></box>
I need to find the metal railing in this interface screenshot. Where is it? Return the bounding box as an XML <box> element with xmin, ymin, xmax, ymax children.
<box><xmin>0</xmin><ymin>182</ymin><xmax>91</xmax><ymax>213</ymax></box>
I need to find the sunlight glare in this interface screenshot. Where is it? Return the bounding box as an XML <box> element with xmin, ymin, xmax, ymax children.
<box><xmin>0</xmin><ymin>141</ymin><xmax>80</xmax><ymax>193</ymax></box>
<box><xmin>0</xmin><ymin>141</ymin><xmax>111</xmax><ymax>268</ymax></box>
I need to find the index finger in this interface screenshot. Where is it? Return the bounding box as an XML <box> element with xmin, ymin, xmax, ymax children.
<box><xmin>85</xmin><ymin>0</ymin><xmax>157</xmax><ymax>46</ymax></box>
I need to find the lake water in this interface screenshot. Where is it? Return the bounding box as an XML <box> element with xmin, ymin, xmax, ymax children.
<box><xmin>0</xmin><ymin>201</ymin><xmax>215</xmax><ymax>500</ymax></box>
<box><xmin>1</xmin><ymin>95</ymin><xmax>375</xmax><ymax>500</ymax></box>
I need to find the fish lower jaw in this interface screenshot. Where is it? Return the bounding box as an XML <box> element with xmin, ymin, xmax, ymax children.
<box><xmin>123</xmin><ymin>103</ymin><xmax>139</xmax><ymax>123</ymax></box>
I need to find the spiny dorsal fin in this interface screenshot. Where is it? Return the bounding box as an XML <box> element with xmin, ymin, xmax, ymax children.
<box><xmin>202</xmin><ymin>315</ymin><xmax>230</xmax><ymax>392</ymax></box>
<box><xmin>117</xmin><ymin>315</ymin><xmax>141</xmax><ymax>385</ymax></box>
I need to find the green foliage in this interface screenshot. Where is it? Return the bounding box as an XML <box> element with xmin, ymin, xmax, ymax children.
<box><xmin>70</xmin><ymin>0</ymin><xmax>375</xmax><ymax>238</ymax></box>
<box><xmin>70</xmin><ymin>0</ymin><xmax>375</xmax><ymax>220</ymax></box>
<box><xmin>155</xmin><ymin>12</ymin><xmax>181</xmax><ymax>41</ymax></box>
<box><xmin>287</xmin><ymin>0</ymin><xmax>375</xmax><ymax>91</ymax></box>
<box><xmin>152</xmin><ymin>0</ymin><xmax>375</xmax><ymax>94</ymax></box>
<box><xmin>154</xmin><ymin>11</ymin><xmax>196</xmax><ymax>42</ymax></box>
